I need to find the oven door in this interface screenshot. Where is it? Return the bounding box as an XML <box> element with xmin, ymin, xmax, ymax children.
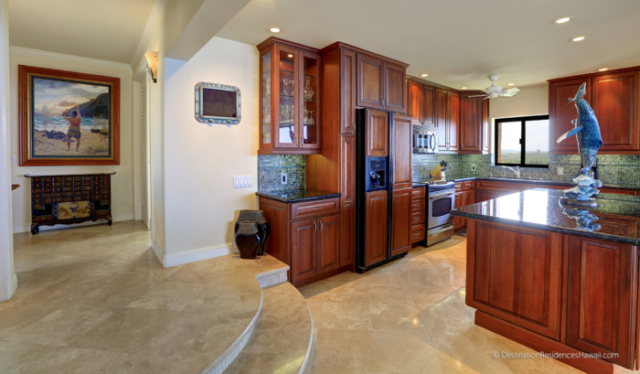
<box><xmin>428</xmin><ymin>189</ymin><xmax>456</xmax><ymax>228</ymax></box>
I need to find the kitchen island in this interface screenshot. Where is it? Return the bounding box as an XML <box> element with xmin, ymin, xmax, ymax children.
<box><xmin>452</xmin><ymin>188</ymin><xmax>640</xmax><ymax>374</ymax></box>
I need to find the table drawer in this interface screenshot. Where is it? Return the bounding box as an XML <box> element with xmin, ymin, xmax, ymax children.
<box><xmin>291</xmin><ymin>198</ymin><xmax>340</xmax><ymax>220</ymax></box>
<box><xmin>411</xmin><ymin>224</ymin><xmax>425</xmax><ymax>243</ymax></box>
<box><xmin>411</xmin><ymin>199</ymin><xmax>425</xmax><ymax>213</ymax></box>
<box><xmin>411</xmin><ymin>211</ymin><xmax>425</xmax><ymax>225</ymax></box>
<box><xmin>412</xmin><ymin>187</ymin><xmax>426</xmax><ymax>200</ymax></box>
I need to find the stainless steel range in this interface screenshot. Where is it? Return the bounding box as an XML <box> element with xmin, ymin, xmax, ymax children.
<box><xmin>426</xmin><ymin>181</ymin><xmax>456</xmax><ymax>246</ymax></box>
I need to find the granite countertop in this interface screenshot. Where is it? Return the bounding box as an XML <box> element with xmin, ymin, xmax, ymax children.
<box><xmin>413</xmin><ymin>174</ymin><xmax>640</xmax><ymax>191</ymax></box>
<box><xmin>452</xmin><ymin>188</ymin><xmax>640</xmax><ymax>245</ymax></box>
<box><xmin>256</xmin><ymin>189</ymin><xmax>341</xmax><ymax>203</ymax></box>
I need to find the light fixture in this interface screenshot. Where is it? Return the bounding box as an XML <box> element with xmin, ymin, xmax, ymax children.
<box><xmin>555</xmin><ymin>17</ymin><xmax>571</xmax><ymax>24</ymax></box>
<box><xmin>572</xmin><ymin>36</ymin><xmax>585</xmax><ymax>42</ymax></box>
<box><xmin>144</xmin><ymin>51</ymin><xmax>158</xmax><ymax>83</ymax></box>
<box><xmin>421</xmin><ymin>73</ymin><xmax>428</xmax><ymax>77</ymax></box>
<box><xmin>287</xmin><ymin>54</ymin><xmax>293</xmax><ymax>58</ymax></box>
<box><xmin>598</xmin><ymin>68</ymin><xmax>608</xmax><ymax>72</ymax></box>
<box><xmin>460</xmin><ymin>87</ymin><xmax>467</xmax><ymax>90</ymax></box>
<box><xmin>507</xmin><ymin>83</ymin><xmax>515</xmax><ymax>86</ymax></box>
<box><xmin>269</xmin><ymin>27</ymin><xmax>281</xmax><ymax>33</ymax></box>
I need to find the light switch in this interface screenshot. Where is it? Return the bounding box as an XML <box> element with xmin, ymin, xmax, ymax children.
<box><xmin>557</xmin><ymin>166</ymin><xmax>564</xmax><ymax>176</ymax></box>
<box><xmin>281</xmin><ymin>173</ymin><xmax>287</xmax><ymax>185</ymax></box>
<box><xmin>470</xmin><ymin>164</ymin><xmax>477</xmax><ymax>172</ymax></box>
<box><xmin>233</xmin><ymin>175</ymin><xmax>252</xmax><ymax>188</ymax></box>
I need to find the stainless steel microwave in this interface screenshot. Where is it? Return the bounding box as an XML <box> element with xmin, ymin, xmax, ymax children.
<box><xmin>413</xmin><ymin>125</ymin><xmax>437</xmax><ymax>154</ymax></box>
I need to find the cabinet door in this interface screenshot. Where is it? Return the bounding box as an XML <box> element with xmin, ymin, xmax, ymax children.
<box><xmin>365</xmin><ymin>109</ymin><xmax>389</xmax><ymax>157</ymax></box>
<box><xmin>340</xmin><ymin>136</ymin><xmax>356</xmax><ymax>267</ymax></box>
<box><xmin>341</xmin><ymin>49</ymin><xmax>357</xmax><ymax>135</ymax></box>
<box><xmin>549</xmin><ymin>78</ymin><xmax>591</xmax><ymax>153</ymax></box>
<box><xmin>274</xmin><ymin>45</ymin><xmax>300</xmax><ymax>149</ymax></box>
<box><xmin>460</xmin><ymin>94</ymin><xmax>481</xmax><ymax>152</ymax></box>
<box><xmin>300</xmin><ymin>51</ymin><xmax>321</xmax><ymax>149</ymax></box>
<box><xmin>291</xmin><ymin>219</ymin><xmax>318</xmax><ymax>282</ymax></box>
<box><xmin>384</xmin><ymin>62</ymin><xmax>407</xmax><ymax>113</ymax></box>
<box><xmin>357</xmin><ymin>53</ymin><xmax>384</xmax><ymax>109</ymax></box>
<box><xmin>464</xmin><ymin>189</ymin><xmax>475</xmax><ymax>206</ymax></box>
<box><xmin>592</xmin><ymin>71</ymin><xmax>639</xmax><ymax>152</ymax></box>
<box><xmin>467</xmin><ymin>221</ymin><xmax>563</xmax><ymax>339</ymax></box>
<box><xmin>481</xmin><ymin>99</ymin><xmax>490</xmax><ymax>153</ymax></box>
<box><xmin>423</xmin><ymin>85</ymin><xmax>436</xmax><ymax>126</ymax></box>
<box><xmin>391</xmin><ymin>113</ymin><xmax>413</xmax><ymax>189</ymax></box>
<box><xmin>476</xmin><ymin>189</ymin><xmax>503</xmax><ymax>203</ymax></box>
<box><xmin>408</xmin><ymin>80</ymin><xmax>424</xmax><ymax>123</ymax></box>
<box><xmin>453</xmin><ymin>193</ymin><xmax>465</xmax><ymax>231</ymax></box>
<box><xmin>391</xmin><ymin>188</ymin><xmax>412</xmax><ymax>256</ymax></box>
<box><xmin>447</xmin><ymin>91</ymin><xmax>460</xmax><ymax>151</ymax></box>
<box><xmin>318</xmin><ymin>215</ymin><xmax>341</xmax><ymax>273</ymax></box>
<box><xmin>365</xmin><ymin>190</ymin><xmax>388</xmax><ymax>267</ymax></box>
<box><xmin>259</xmin><ymin>197</ymin><xmax>289</xmax><ymax>265</ymax></box>
<box><xmin>436</xmin><ymin>88</ymin><xmax>448</xmax><ymax>151</ymax></box>
<box><xmin>566</xmin><ymin>236</ymin><xmax>637</xmax><ymax>368</ymax></box>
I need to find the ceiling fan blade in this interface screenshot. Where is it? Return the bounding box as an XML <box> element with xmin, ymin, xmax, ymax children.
<box><xmin>499</xmin><ymin>87</ymin><xmax>520</xmax><ymax>97</ymax></box>
<box><xmin>482</xmin><ymin>96</ymin><xmax>491</xmax><ymax>100</ymax></box>
<box><xmin>467</xmin><ymin>94</ymin><xmax>487</xmax><ymax>98</ymax></box>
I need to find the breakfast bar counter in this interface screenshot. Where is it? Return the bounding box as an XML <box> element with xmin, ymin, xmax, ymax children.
<box><xmin>451</xmin><ymin>188</ymin><xmax>640</xmax><ymax>374</ymax></box>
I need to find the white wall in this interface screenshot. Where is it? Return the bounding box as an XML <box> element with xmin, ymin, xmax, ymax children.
<box><xmin>9</xmin><ymin>48</ymin><xmax>134</xmax><ymax>233</ymax></box>
<box><xmin>0</xmin><ymin>0</ymin><xmax>17</xmax><ymax>301</ymax></box>
<box><xmin>490</xmin><ymin>83</ymin><xmax>549</xmax><ymax>119</ymax></box>
<box><xmin>162</xmin><ymin>37</ymin><xmax>258</xmax><ymax>266</ymax></box>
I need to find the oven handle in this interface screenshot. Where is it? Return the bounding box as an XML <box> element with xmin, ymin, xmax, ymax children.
<box><xmin>429</xmin><ymin>189</ymin><xmax>455</xmax><ymax>200</ymax></box>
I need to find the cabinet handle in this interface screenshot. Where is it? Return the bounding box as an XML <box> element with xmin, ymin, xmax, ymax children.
<box><xmin>313</xmin><ymin>221</ymin><xmax>317</xmax><ymax>232</ymax></box>
<box><xmin>319</xmin><ymin>221</ymin><xmax>323</xmax><ymax>231</ymax></box>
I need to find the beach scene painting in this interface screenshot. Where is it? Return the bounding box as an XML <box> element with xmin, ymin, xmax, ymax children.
<box><xmin>19</xmin><ymin>65</ymin><xmax>120</xmax><ymax>166</ymax></box>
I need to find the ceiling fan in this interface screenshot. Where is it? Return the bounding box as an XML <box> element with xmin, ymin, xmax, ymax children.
<box><xmin>468</xmin><ymin>75</ymin><xmax>520</xmax><ymax>99</ymax></box>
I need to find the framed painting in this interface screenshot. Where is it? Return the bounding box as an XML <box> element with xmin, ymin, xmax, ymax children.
<box><xmin>19</xmin><ymin>65</ymin><xmax>120</xmax><ymax>166</ymax></box>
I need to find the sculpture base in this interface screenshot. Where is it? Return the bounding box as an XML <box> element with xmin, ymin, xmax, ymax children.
<box><xmin>559</xmin><ymin>197</ymin><xmax>600</xmax><ymax>208</ymax></box>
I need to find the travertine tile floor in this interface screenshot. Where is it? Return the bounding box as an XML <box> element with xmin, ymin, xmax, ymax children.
<box><xmin>300</xmin><ymin>235</ymin><xmax>584</xmax><ymax>374</ymax></box>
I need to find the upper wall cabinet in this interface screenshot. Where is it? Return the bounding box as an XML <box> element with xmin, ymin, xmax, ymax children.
<box><xmin>357</xmin><ymin>53</ymin><xmax>407</xmax><ymax>113</ymax></box>
<box><xmin>548</xmin><ymin>67</ymin><xmax>640</xmax><ymax>154</ymax></box>
<box><xmin>460</xmin><ymin>92</ymin><xmax>490</xmax><ymax>154</ymax></box>
<box><xmin>407</xmin><ymin>79</ymin><xmax>435</xmax><ymax>126</ymax></box>
<box><xmin>434</xmin><ymin>88</ymin><xmax>459</xmax><ymax>152</ymax></box>
<box><xmin>258</xmin><ymin>37</ymin><xmax>322</xmax><ymax>155</ymax></box>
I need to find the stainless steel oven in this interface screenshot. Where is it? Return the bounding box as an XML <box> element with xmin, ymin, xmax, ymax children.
<box><xmin>413</xmin><ymin>125</ymin><xmax>437</xmax><ymax>154</ymax></box>
<box><xmin>427</xmin><ymin>182</ymin><xmax>455</xmax><ymax>246</ymax></box>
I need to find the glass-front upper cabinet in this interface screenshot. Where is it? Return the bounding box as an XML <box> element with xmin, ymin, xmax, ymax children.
<box><xmin>258</xmin><ymin>38</ymin><xmax>321</xmax><ymax>154</ymax></box>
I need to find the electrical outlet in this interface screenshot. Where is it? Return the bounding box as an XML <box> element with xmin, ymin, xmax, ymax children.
<box><xmin>557</xmin><ymin>166</ymin><xmax>564</xmax><ymax>176</ymax></box>
<box><xmin>233</xmin><ymin>175</ymin><xmax>252</xmax><ymax>188</ymax></box>
<box><xmin>470</xmin><ymin>164</ymin><xmax>477</xmax><ymax>172</ymax></box>
<box><xmin>281</xmin><ymin>173</ymin><xmax>288</xmax><ymax>185</ymax></box>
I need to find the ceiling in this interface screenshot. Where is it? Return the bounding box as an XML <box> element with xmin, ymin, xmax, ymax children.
<box><xmin>217</xmin><ymin>0</ymin><xmax>640</xmax><ymax>89</ymax></box>
<box><xmin>9</xmin><ymin>0</ymin><xmax>156</xmax><ymax>64</ymax></box>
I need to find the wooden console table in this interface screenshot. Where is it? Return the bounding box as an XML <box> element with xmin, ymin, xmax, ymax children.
<box><xmin>25</xmin><ymin>172</ymin><xmax>115</xmax><ymax>234</ymax></box>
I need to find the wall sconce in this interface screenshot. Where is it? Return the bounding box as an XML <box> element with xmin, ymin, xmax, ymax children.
<box><xmin>144</xmin><ymin>51</ymin><xmax>158</xmax><ymax>83</ymax></box>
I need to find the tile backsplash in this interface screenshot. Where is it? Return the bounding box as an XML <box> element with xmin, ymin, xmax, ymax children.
<box><xmin>258</xmin><ymin>155</ymin><xmax>306</xmax><ymax>192</ymax></box>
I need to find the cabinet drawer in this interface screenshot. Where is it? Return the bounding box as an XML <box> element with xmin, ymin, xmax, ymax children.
<box><xmin>410</xmin><ymin>199</ymin><xmax>425</xmax><ymax>213</ymax></box>
<box><xmin>463</xmin><ymin>181</ymin><xmax>475</xmax><ymax>191</ymax></box>
<box><xmin>411</xmin><ymin>224</ymin><xmax>425</xmax><ymax>243</ymax></box>
<box><xmin>411</xmin><ymin>187</ymin><xmax>426</xmax><ymax>200</ymax></box>
<box><xmin>291</xmin><ymin>198</ymin><xmax>340</xmax><ymax>220</ymax></box>
<box><xmin>411</xmin><ymin>211</ymin><xmax>425</xmax><ymax>225</ymax></box>
<box><xmin>455</xmin><ymin>183</ymin><xmax>462</xmax><ymax>192</ymax></box>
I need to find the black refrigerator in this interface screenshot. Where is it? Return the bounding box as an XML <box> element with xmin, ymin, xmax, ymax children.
<box><xmin>354</xmin><ymin>108</ymin><xmax>408</xmax><ymax>273</ymax></box>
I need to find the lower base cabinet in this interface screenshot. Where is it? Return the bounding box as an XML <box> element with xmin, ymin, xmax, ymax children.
<box><xmin>292</xmin><ymin>215</ymin><xmax>341</xmax><ymax>281</ymax></box>
<box><xmin>391</xmin><ymin>188</ymin><xmax>412</xmax><ymax>256</ymax></box>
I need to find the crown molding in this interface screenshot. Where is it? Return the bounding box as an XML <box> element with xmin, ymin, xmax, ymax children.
<box><xmin>130</xmin><ymin>0</ymin><xmax>169</xmax><ymax>68</ymax></box>
<box><xmin>10</xmin><ymin>46</ymin><xmax>132</xmax><ymax>71</ymax></box>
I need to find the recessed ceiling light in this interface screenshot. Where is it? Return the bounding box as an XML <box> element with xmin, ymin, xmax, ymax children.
<box><xmin>507</xmin><ymin>83</ymin><xmax>515</xmax><ymax>86</ymax></box>
<box><xmin>421</xmin><ymin>74</ymin><xmax>428</xmax><ymax>77</ymax></box>
<box><xmin>598</xmin><ymin>68</ymin><xmax>608</xmax><ymax>72</ymax></box>
<box><xmin>460</xmin><ymin>87</ymin><xmax>467</xmax><ymax>90</ymax></box>
<box><xmin>270</xmin><ymin>27</ymin><xmax>281</xmax><ymax>33</ymax></box>
<box><xmin>287</xmin><ymin>54</ymin><xmax>293</xmax><ymax>58</ymax></box>
<box><xmin>572</xmin><ymin>36</ymin><xmax>585</xmax><ymax>42</ymax></box>
<box><xmin>555</xmin><ymin>17</ymin><xmax>571</xmax><ymax>24</ymax></box>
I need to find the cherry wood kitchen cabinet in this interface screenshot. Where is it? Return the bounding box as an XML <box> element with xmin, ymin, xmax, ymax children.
<box><xmin>434</xmin><ymin>88</ymin><xmax>459</xmax><ymax>152</ymax></box>
<box><xmin>365</xmin><ymin>109</ymin><xmax>389</xmax><ymax>157</ymax></box>
<box><xmin>548</xmin><ymin>66</ymin><xmax>640</xmax><ymax>154</ymax></box>
<box><xmin>357</xmin><ymin>53</ymin><xmax>408</xmax><ymax>113</ymax></box>
<box><xmin>390</xmin><ymin>113</ymin><xmax>413</xmax><ymax>256</ymax></box>
<box><xmin>391</xmin><ymin>189</ymin><xmax>412</xmax><ymax>256</ymax></box>
<box><xmin>365</xmin><ymin>190</ymin><xmax>388</xmax><ymax>267</ymax></box>
<box><xmin>259</xmin><ymin>196</ymin><xmax>343</xmax><ymax>287</ymax></box>
<box><xmin>257</xmin><ymin>37</ymin><xmax>321</xmax><ymax>155</ymax></box>
<box><xmin>436</xmin><ymin>88</ymin><xmax>448</xmax><ymax>151</ymax></box>
<box><xmin>454</xmin><ymin>181</ymin><xmax>475</xmax><ymax>232</ymax></box>
<box><xmin>566</xmin><ymin>236</ymin><xmax>637</xmax><ymax>368</ymax></box>
<box><xmin>410</xmin><ymin>187</ymin><xmax>426</xmax><ymax>245</ymax></box>
<box><xmin>460</xmin><ymin>92</ymin><xmax>490</xmax><ymax>154</ymax></box>
<box><xmin>407</xmin><ymin>79</ymin><xmax>436</xmax><ymax>126</ymax></box>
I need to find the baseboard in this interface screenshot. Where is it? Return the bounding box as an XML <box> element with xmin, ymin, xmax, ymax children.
<box><xmin>13</xmin><ymin>214</ymin><xmax>134</xmax><ymax>234</ymax></box>
<box><xmin>161</xmin><ymin>242</ymin><xmax>239</xmax><ymax>268</ymax></box>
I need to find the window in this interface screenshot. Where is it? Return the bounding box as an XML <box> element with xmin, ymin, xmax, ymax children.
<box><xmin>495</xmin><ymin>115</ymin><xmax>549</xmax><ymax>167</ymax></box>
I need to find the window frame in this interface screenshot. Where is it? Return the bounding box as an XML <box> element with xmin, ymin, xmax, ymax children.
<box><xmin>494</xmin><ymin>114</ymin><xmax>550</xmax><ymax>168</ymax></box>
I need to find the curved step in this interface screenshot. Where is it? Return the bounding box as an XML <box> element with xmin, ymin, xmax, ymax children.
<box><xmin>222</xmin><ymin>282</ymin><xmax>315</xmax><ymax>374</ymax></box>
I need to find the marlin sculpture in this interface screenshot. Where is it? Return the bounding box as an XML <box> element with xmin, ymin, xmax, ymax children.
<box><xmin>556</xmin><ymin>82</ymin><xmax>603</xmax><ymax>175</ymax></box>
